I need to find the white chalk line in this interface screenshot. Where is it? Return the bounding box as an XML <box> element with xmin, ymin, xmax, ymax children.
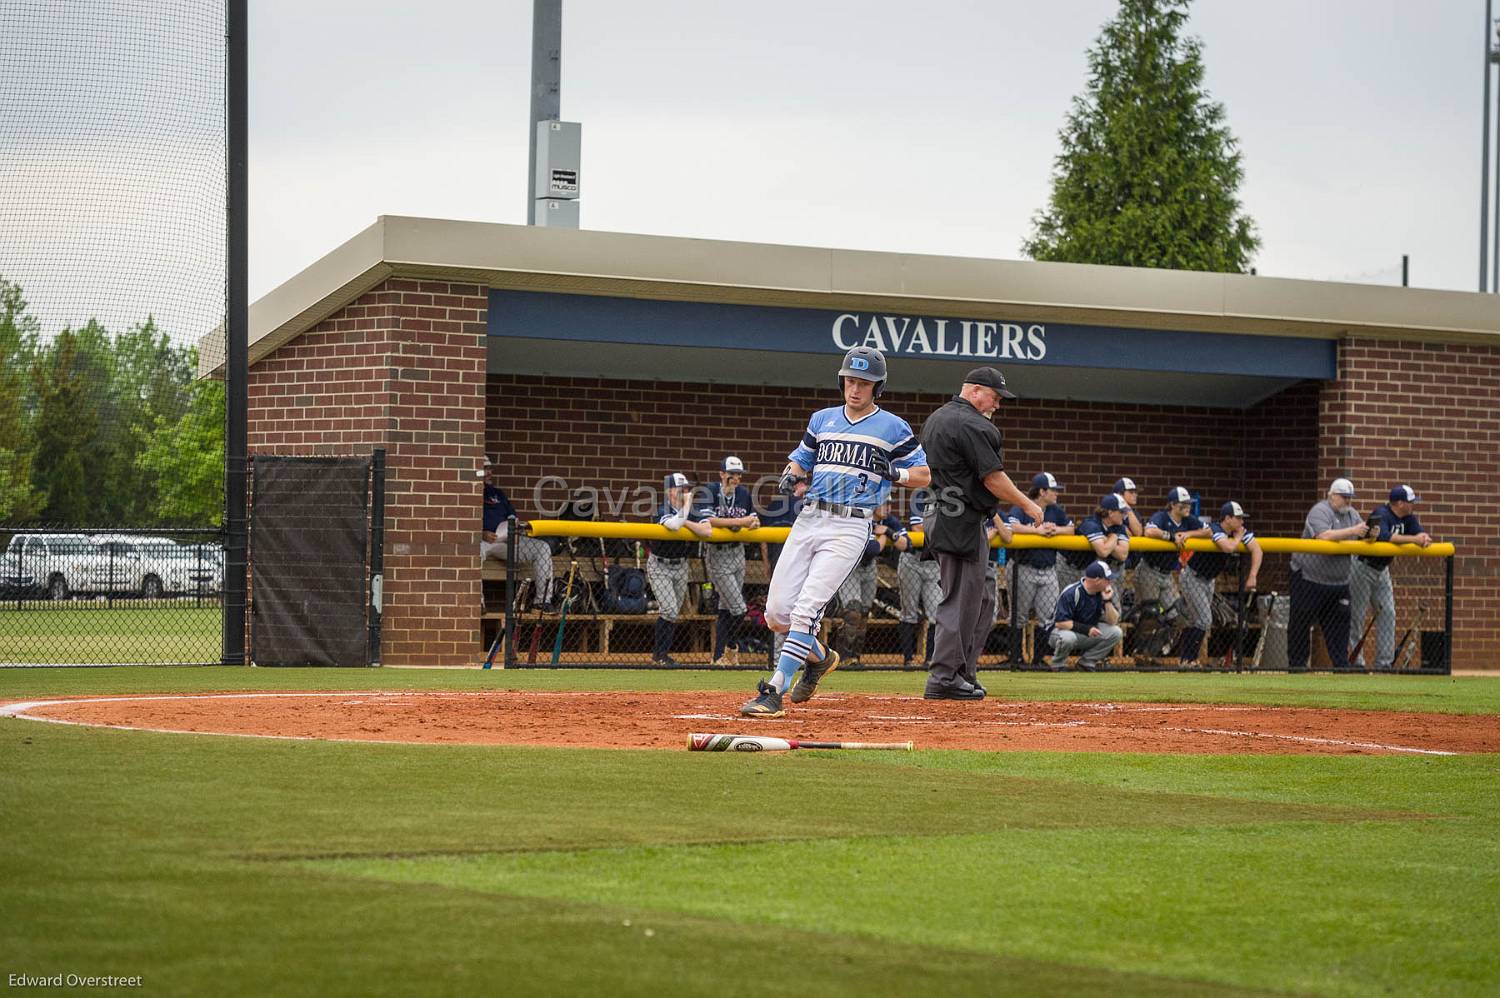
<box><xmin>0</xmin><ymin>692</ymin><xmax>1466</xmax><ymax>755</ymax></box>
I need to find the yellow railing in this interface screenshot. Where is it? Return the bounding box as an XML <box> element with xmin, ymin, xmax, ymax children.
<box><xmin>520</xmin><ymin>520</ymin><xmax>1453</xmax><ymax>558</ymax></box>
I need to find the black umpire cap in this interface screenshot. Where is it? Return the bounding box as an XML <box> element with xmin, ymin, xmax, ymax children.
<box><xmin>963</xmin><ymin>366</ymin><xmax>1017</xmax><ymax>399</ymax></box>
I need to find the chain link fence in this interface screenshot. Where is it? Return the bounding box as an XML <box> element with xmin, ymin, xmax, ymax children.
<box><xmin>0</xmin><ymin>526</ymin><xmax>223</xmax><ymax>666</ymax></box>
<box><xmin>489</xmin><ymin>522</ymin><xmax>1453</xmax><ymax>673</ymax></box>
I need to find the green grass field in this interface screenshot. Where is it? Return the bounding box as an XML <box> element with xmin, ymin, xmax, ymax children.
<box><xmin>0</xmin><ymin>605</ymin><xmax>221</xmax><ymax>664</ymax></box>
<box><xmin>2</xmin><ymin>667</ymin><xmax>1497</xmax><ymax>996</ymax></box>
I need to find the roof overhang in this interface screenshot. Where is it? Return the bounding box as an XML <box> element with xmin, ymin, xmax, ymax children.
<box><xmin>205</xmin><ymin>215</ymin><xmax>1500</xmax><ymax>382</ymax></box>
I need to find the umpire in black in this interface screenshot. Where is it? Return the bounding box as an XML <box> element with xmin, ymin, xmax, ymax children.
<box><xmin>920</xmin><ymin>367</ymin><xmax>1042</xmax><ymax>700</ymax></box>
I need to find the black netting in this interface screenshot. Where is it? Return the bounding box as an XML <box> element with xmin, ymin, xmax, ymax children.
<box><xmin>249</xmin><ymin>458</ymin><xmax>372</xmax><ymax>668</ymax></box>
<box><xmin>0</xmin><ymin>2</ymin><xmax>228</xmax><ymax>665</ymax></box>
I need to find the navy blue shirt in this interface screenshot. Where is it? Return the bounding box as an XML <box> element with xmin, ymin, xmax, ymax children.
<box><xmin>1143</xmin><ymin>510</ymin><xmax>1204</xmax><ymax>573</ymax></box>
<box><xmin>1190</xmin><ymin>521</ymin><xmax>1256</xmax><ymax>580</ymax></box>
<box><xmin>1360</xmin><ymin>503</ymin><xmax>1425</xmax><ymax>571</ymax></box>
<box><xmin>1006</xmin><ymin>502</ymin><xmax>1072</xmax><ymax>569</ymax></box>
<box><xmin>1065</xmin><ymin>516</ymin><xmax>1129</xmax><ymax>570</ymax></box>
<box><xmin>1051</xmin><ymin>580</ymin><xmax>1106</xmax><ymax>633</ymax></box>
<box><xmin>696</xmin><ymin>483</ymin><xmax>754</xmax><ymax>549</ymax></box>
<box><xmin>652</xmin><ymin>500</ymin><xmax>708</xmax><ymax>560</ymax></box>
<box><xmin>483</xmin><ymin>484</ymin><xmax>517</xmax><ymax>533</ymax></box>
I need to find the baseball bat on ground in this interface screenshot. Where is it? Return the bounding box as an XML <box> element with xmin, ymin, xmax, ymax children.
<box><xmin>688</xmin><ymin>733</ymin><xmax>913</xmax><ymax>752</ymax></box>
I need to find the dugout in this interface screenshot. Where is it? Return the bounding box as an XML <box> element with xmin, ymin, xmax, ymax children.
<box><xmin>215</xmin><ymin>216</ymin><xmax>1499</xmax><ymax>668</ymax></box>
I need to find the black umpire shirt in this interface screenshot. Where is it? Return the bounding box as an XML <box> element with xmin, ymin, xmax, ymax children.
<box><xmin>919</xmin><ymin>396</ymin><xmax>1005</xmax><ymax>562</ymax></box>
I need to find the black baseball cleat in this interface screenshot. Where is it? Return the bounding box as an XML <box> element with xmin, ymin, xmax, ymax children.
<box><xmin>651</xmin><ymin>654</ymin><xmax>679</xmax><ymax>668</ymax></box>
<box><xmin>923</xmin><ymin>678</ymin><xmax>985</xmax><ymax>701</ymax></box>
<box><xmin>789</xmin><ymin>647</ymin><xmax>840</xmax><ymax>703</ymax></box>
<box><xmin>740</xmin><ymin>680</ymin><xmax>785</xmax><ymax>718</ymax></box>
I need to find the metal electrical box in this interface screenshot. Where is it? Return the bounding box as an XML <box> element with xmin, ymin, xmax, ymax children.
<box><xmin>532</xmin><ymin>198</ymin><xmax>580</xmax><ymax>227</ymax></box>
<box><xmin>535</xmin><ymin>120</ymin><xmax>581</xmax><ymax>200</ymax></box>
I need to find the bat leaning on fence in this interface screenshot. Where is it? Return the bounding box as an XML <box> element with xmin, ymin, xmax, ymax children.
<box><xmin>1250</xmin><ymin>592</ymin><xmax>1276</xmax><ymax>670</ymax></box>
<box><xmin>481</xmin><ymin>631</ymin><xmax>502</xmax><ymax>670</ymax></box>
<box><xmin>1392</xmin><ymin>602</ymin><xmax>1427</xmax><ymax>671</ymax></box>
<box><xmin>550</xmin><ymin>559</ymin><xmax>579</xmax><ymax>666</ymax></box>
<box><xmin>688</xmin><ymin>733</ymin><xmax>913</xmax><ymax>752</ymax></box>
<box><xmin>1349</xmin><ymin>608</ymin><xmax>1379</xmax><ymax>665</ymax></box>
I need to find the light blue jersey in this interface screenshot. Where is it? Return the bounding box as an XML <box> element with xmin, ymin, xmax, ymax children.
<box><xmin>788</xmin><ymin>405</ymin><xmax>926</xmax><ymax>510</ymax></box>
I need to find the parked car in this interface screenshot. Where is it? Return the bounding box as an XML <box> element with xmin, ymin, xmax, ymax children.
<box><xmin>0</xmin><ymin>542</ymin><xmax>36</xmax><ymax>597</ymax></box>
<box><xmin>3</xmin><ymin>533</ymin><xmax>101</xmax><ymax>600</ymax></box>
<box><xmin>88</xmin><ymin>535</ymin><xmax>223</xmax><ymax>598</ymax></box>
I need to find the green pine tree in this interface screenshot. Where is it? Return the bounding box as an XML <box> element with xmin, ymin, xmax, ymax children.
<box><xmin>0</xmin><ymin>279</ymin><xmax>46</xmax><ymax>522</ymax></box>
<box><xmin>1023</xmin><ymin>0</ymin><xmax>1259</xmax><ymax>272</ymax></box>
<box><xmin>30</xmin><ymin>325</ymin><xmax>99</xmax><ymax>525</ymax></box>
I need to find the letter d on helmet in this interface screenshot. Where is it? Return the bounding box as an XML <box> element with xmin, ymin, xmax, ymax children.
<box><xmin>838</xmin><ymin>346</ymin><xmax>887</xmax><ymax>397</ymax></box>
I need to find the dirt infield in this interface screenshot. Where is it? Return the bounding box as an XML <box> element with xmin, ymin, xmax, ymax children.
<box><xmin>5</xmin><ymin>690</ymin><xmax>1499</xmax><ymax>755</ymax></box>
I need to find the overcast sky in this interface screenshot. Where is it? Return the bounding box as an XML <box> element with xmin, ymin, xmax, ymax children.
<box><xmin>2</xmin><ymin>1</ymin><xmax>1496</xmax><ymax>347</ymax></box>
<box><xmin>247</xmin><ymin>0</ymin><xmax>1495</xmax><ymax>301</ymax></box>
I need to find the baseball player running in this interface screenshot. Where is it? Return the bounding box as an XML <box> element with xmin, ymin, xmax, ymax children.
<box><xmin>741</xmin><ymin>347</ymin><xmax>930</xmax><ymax>718</ymax></box>
<box><xmin>698</xmin><ymin>456</ymin><xmax>758</xmax><ymax>665</ymax></box>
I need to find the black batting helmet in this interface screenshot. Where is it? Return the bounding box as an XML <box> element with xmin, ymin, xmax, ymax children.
<box><xmin>837</xmin><ymin>346</ymin><xmax>887</xmax><ymax>397</ymax></box>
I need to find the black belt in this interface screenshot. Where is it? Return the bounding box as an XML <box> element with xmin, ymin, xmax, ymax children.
<box><xmin>651</xmin><ymin>556</ymin><xmax>685</xmax><ymax>564</ymax></box>
<box><xmin>806</xmin><ymin>498</ymin><xmax>874</xmax><ymax>519</ymax></box>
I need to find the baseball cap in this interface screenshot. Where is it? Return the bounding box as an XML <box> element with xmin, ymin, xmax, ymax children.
<box><xmin>1114</xmin><ymin>477</ymin><xmax>1137</xmax><ymax>493</ymax></box>
<box><xmin>721</xmin><ymin>456</ymin><xmax>745</xmax><ymax>473</ymax></box>
<box><xmin>664</xmin><ymin>472</ymin><xmax>689</xmax><ymax>490</ymax></box>
<box><xmin>964</xmin><ymin>366</ymin><xmax>1017</xmax><ymax>399</ymax></box>
<box><xmin>1220</xmin><ymin>500</ymin><xmax>1248</xmax><ymax>519</ymax></box>
<box><xmin>1031</xmin><ymin>472</ymin><xmax>1062</xmax><ymax>491</ymax></box>
<box><xmin>1167</xmin><ymin>486</ymin><xmax>1192</xmax><ymax>504</ymax></box>
<box><xmin>1084</xmin><ymin>560</ymin><xmax>1111</xmax><ymax>580</ymax></box>
<box><xmin>1389</xmin><ymin>485</ymin><xmax>1420</xmax><ymax>503</ymax></box>
<box><xmin>1330</xmin><ymin>478</ymin><xmax>1356</xmax><ymax>497</ymax></box>
<box><xmin>1099</xmin><ymin>494</ymin><xmax>1123</xmax><ymax>512</ymax></box>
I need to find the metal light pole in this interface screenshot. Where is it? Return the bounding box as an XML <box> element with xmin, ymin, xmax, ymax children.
<box><xmin>526</xmin><ymin>0</ymin><xmax>561</xmax><ymax>220</ymax></box>
<box><xmin>1492</xmin><ymin>14</ymin><xmax>1500</xmax><ymax>291</ymax></box>
<box><xmin>1484</xmin><ymin>0</ymin><xmax>1493</xmax><ymax>291</ymax></box>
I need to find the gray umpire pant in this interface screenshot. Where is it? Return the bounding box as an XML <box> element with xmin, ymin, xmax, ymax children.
<box><xmin>930</xmin><ymin>553</ymin><xmax>989</xmax><ymax>687</ymax></box>
<box><xmin>481</xmin><ymin>535</ymin><xmax>554</xmax><ymax>605</ymax></box>
<box><xmin>898</xmin><ymin>552</ymin><xmax>941</xmax><ymax>624</ymax></box>
<box><xmin>704</xmin><ymin>543</ymin><xmax>747</xmax><ymax>616</ymax></box>
<box><xmin>1349</xmin><ymin>559</ymin><xmax>1396</xmax><ymax>669</ymax></box>
<box><xmin>1049</xmin><ymin>623</ymin><xmax>1124</xmax><ymax>669</ymax></box>
<box><xmin>646</xmin><ymin>555</ymin><xmax>690</xmax><ymax>622</ymax></box>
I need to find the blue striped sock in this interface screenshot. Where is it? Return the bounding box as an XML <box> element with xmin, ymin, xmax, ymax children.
<box><xmin>772</xmin><ymin>631</ymin><xmax>816</xmax><ymax>692</ymax></box>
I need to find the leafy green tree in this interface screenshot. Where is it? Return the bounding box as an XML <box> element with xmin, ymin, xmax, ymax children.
<box><xmin>1023</xmin><ymin>0</ymin><xmax>1258</xmax><ymax>272</ymax></box>
<box><xmin>0</xmin><ymin>279</ymin><xmax>45</xmax><ymax>522</ymax></box>
<box><xmin>137</xmin><ymin>373</ymin><xmax>224</xmax><ymax>526</ymax></box>
<box><xmin>105</xmin><ymin>318</ymin><xmax>195</xmax><ymax>523</ymax></box>
<box><xmin>30</xmin><ymin>324</ymin><xmax>99</xmax><ymax>525</ymax></box>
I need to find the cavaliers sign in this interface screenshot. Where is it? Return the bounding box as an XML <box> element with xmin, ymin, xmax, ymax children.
<box><xmin>832</xmin><ymin>313</ymin><xmax>1046</xmax><ymax>362</ymax></box>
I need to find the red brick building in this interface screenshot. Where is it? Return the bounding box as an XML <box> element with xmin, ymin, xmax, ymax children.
<box><xmin>225</xmin><ymin>217</ymin><xmax>1498</xmax><ymax>667</ymax></box>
